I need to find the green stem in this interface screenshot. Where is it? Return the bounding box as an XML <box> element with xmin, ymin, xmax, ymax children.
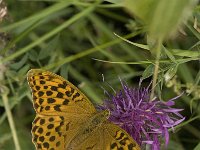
<box><xmin>1</xmin><ymin>86</ymin><xmax>21</xmax><ymax>150</ymax></box>
<box><xmin>169</xmin><ymin>115</ymin><xmax>200</xmax><ymax>132</ymax></box>
<box><xmin>150</xmin><ymin>39</ymin><xmax>162</xmax><ymax>100</ymax></box>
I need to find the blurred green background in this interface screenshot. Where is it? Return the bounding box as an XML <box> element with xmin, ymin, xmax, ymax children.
<box><xmin>0</xmin><ymin>0</ymin><xmax>200</xmax><ymax>150</ymax></box>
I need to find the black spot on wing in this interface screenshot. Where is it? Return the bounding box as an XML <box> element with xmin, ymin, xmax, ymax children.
<box><xmin>45</xmin><ymin>106</ymin><xmax>50</xmax><ymax>111</ymax></box>
<box><xmin>40</xmin><ymin>81</ymin><xmax>45</xmax><ymax>84</ymax></box>
<box><xmin>65</xmin><ymin>91</ymin><xmax>72</xmax><ymax>97</ymax></box>
<box><xmin>110</xmin><ymin>142</ymin><xmax>117</xmax><ymax>149</ymax></box>
<box><xmin>39</xmin><ymin>136</ymin><xmax>44</xmax><ymax>142</ymax></box>
<box><xmin>49</xmin><ymin>136</ymin><xmax>55</xmax><ymax>142</ymax></box>
<box><xmin>38</xmin><ymin>127</ymin><xmax>43</xmax><ymax>134</ymax></box>
<box><xmin>43</xmin><ymin>142</ymin><xmax>49</xmax><ymax>148</ymax></box>
<box><xmin>39</xmin><ymin>119</ymin><xmax>45</xmax><ymax>125</ymax></box>
<box><xmin>128</xmin><ymin>143</ymin><xmax>135</xmax><ymax>149</ymax></box>
<box><xmin>51</xmin><ymin>86</ymin><xmax>57</xmax><ymax>91</ymax></box>
<box><xmin>49</xmin><ymin>118</ymin><xmax>54</xmax><ymax>122</ymax></box>
<box><xmin>63</xmin><ymin>99</ymin><xmax>69</xmax><ymax>105</ymax></box>
<box><xmin>47</xmin><ymin>124</ymin><xmax>54</xmax><ymax>129</ymax></box>
<box><xmin>54</xmin><ymin>105</ymin><xmax>61</xmax><ymax>111</ymax></box>
<box><xmin>32</xmin><ymin>126</ymin><xmax>38</xmax><ymax>133</ymax></box>
<box><xmin>116</xmin><ymin>132</ymin><xmax>125</xmax><ymax>140</ymax></box>
<box><xmin>56</xmin><ymin>141</ymin><xmax>61</xmax><ymax>147</ymax></box>
<box><xmin>57</xmin><ymin>92</ymin><xmax>64</xmax><ymax>98</ymax></box>
<box><xmin>46</xmin><ymin>91</ymin><xmax>53</xmax><ymax>96</ymax></box>
<box><xmin>72</xmin><ymin>92</ymin><xmax>80</xmax><ymax>100</ymax></box>
<box><xmin>35</xmin><ymin>86</ymin><xmax>40</xmax><ymax>90</ymax></box>
<box><xmin>38</xmin><ymin>91</ymin><xmax>44</xmax><ymax>97</ymax></box>
<box><xmin>39</xmin><ymin>98</ymin><xmax>44</xmax><ymax>105</ymax></box>
<box><xmin>47</xmin><ymin>98</ymin><xmax>55</xmax><ymax>103</ymax></box>
<box><xmin>46</xmin><ymin>132</ymin><xmax>51</xmax><ymax>136</ymax></box>
<box><xmin>40</xmin><ymin>76</ymin><xmax>45</xmax><ymax>79</ymax></box>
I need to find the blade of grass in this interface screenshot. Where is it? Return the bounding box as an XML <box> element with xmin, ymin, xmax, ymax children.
<box><xmin>85</xmin><ymin>30</ymin><xmax>133</xmax><ymax>72</ymax></box>
<box><xmin>0</xmin><ymin>20</ymin><xmax>41</xmax><ymax>55</ymax></box>
<box><xmin>114</xmin><ymin>33</ymin><xmax>200</xmax><ymax>58</ymax></box>
<box><xmin>43</xmin><ymin>32</ymin><xmax>137</xmax><ymax>70</ymax></box>
<box><xmin>73</xmin><ymin>1</ymin><xmax>123</xmax><ymax>8</ymax></box>
<box><xmin>92</xmin><ymin>56</ymin><xmax>199</xmax><ymax>65</ymax></box>
<box><xmin>0</xmin><ymin>2</ymin><xmax>99</xmax><ymax>64</ymax></box>
<box><xmin>186</xmin><ymin>23</ymin><xmax>200</xmax><ymax>40</ymax></box>
<box><xmin>88</xmin><ymin>15</ymin><xmax>145</xmax><ymax>61</ymax></box>
<box><xmin>0</xmin><ymin>1</ymin><xmax>73</xmax><ymax>32</ymax></box>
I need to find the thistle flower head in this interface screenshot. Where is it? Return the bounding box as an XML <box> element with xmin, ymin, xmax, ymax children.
<box><xmin>98</xmin><ymin>81</ymin><xmax>185</xmax><ymax>150</ymax></box>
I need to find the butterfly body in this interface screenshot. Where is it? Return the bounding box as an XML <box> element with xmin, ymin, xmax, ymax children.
<box><xmin>67</xmin><ymin>110</ymin><xmax>110</xmax><ymax>149</ymax></box>
<box><xmin>27</xmin><ymin>69</ymin><xmax>140</xmax><ymax>150</ymax></box>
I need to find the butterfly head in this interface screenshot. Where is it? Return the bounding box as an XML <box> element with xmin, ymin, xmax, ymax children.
<box><xmin>102</xmin><ymin>109</ymin><xmax>110</xmax><ymax>119</ymax></box>
<box><xmin>92</xmin><ymin>109</ymin><xmax>111</xmax><ymax>126</ymax></box>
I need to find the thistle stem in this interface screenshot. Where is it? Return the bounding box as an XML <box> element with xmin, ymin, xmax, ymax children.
<box><xmin>1</xmin><ymin>86</ymin><xmax>21</xmax><ymax>150</ymax></box>
<box><xmin>150</xmin><ymin>39</ymin><xmax>162</xmax><ymax>100</ymax></box>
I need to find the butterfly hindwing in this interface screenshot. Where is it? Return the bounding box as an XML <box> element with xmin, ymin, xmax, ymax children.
<box><xmin>103</xmin><ymin>122</ymin><xmax>140</xmax><ymax>150</ymax></box>
<box><xmin>65</xmin><ymin>111</ymin><xmax>140</xmax><ymax>150</ymax></box>
<box><xmin>67</xmin><ymin>121</ymin><xmax>140</xmax><ymax>150</ymax></box>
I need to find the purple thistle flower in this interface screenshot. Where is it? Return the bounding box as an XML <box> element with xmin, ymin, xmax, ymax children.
<box><xmin>97</xmin><ymin>81</ymin><xmax>185</xmax><ymax>150</ymax></box>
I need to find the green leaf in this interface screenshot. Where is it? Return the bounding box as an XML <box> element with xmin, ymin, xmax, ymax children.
<box><xmin>194</xmin><ymin>142</ymin><xmax>200</xmax><ymax>150</ymax></box>
<box><xmin>38</xmin><ymin>35</ymin><xmax>60</xmax><ymax>60</ymax></box>
<box><xmin>60</xmin><ymin>64</ymin><xmax>70</xmax><ymax>80</ymax></box>
<box><xmin>167</xmin><ymin>140</ymin><xmax>185</xmax><ymax>150</ymax></box>
<box><xmin>10</xmin><ymin>54</ymin><xmax>28</xmax><ymax>70</ymax></box>
<box><xmin>104</xmin><ymin>0</ymin><xmax>123</xmax><ymax>4</ymax></box>
<box><xmin>124</xmin><ymin>0</ymin><xmax>197</xmax><ymax>39</ymax></box>
<box><xmin>163</xmin><ymin>46</ymin><xmax>177</xmax><ymax>63</ymax></box>
<box><xmin>124</xmin><ymin>0</ymin><xmax>158</xmax><ymax>23</ymax></box>
<box><xmin>164</xmin><ymin>64</ymin><xmax>178</xmax><ymax>82</ymax></box>
<box><xmin>149</xmin><ymin>0</ymin><xmax>195</xmax><ymax>39</ymax></box>
<box><xmin>28</xmin><ymin>50</ymin><xmax>39</xmax><ymax>62</ymax></box>
<box><xmin>18</xmin><ymin>65</ymin><xmax>30</xmax><ymax>80</ymax></box>
<box><xmin>141</xmin><ymin>64</ymin><xmax>154</xmax><ymax>81</ymax></box>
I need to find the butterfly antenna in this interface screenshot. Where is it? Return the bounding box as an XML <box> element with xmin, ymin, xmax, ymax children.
<box><xmin>101</xmin><ymin>74</ymin><xmax>116</xmax><ymax>95</ymax></box>
<box><xmin>102</xmin><ymin>74</ymin><xmax>105</xmax><ymax>82</ymax></box>
<box><xmin>98</xmin><ymin>74</ymin><xmax>111</xmax><ymax>97</ymax></box>
<box><xmin>105</xmin><ymin>81</ymin><xmax>116</xmax><ymax>94</ymax></box>
<box><xmin>99</xmin><ymin>85</ymin><xmax>111</xmax><ymax>98</ymax></box>
<box><xmin>118</xmin><ymin>76</ymin><xmax>128</xmax><ymax>88</ymax></box>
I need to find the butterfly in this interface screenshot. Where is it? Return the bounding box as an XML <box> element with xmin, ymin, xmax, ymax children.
<box><xmin>27</xmin><ymin>69</ymin><xmax>141</xmax><ymax>150</ymax></box>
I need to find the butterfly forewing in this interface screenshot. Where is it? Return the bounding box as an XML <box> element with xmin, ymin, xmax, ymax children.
<box><xmin>27</xmin><ymin>69</ymin><xmax>96</xmax><ymax>150</ymax></box>
<box><xmin>27</xmin><ymin>69</ymin><xmax>96</xmax><ymax>115</ymax></box>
